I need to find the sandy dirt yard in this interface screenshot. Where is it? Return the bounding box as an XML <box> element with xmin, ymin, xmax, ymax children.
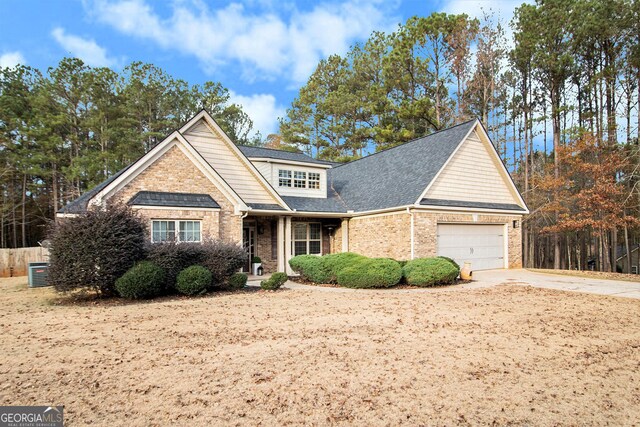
<box><xmin>1</xmin><ymin>278</ymin><xmax>640</xmax><ymax>426</ymax></box>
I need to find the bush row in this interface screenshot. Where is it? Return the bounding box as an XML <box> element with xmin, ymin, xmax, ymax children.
<box><xmin>288</xmin><ymin>253</ymin><xmax>460</xmax><ymax>289</ymax></box>
<box><xmin>47</xmin><ymin>204</ymin><xmax>252</xmax><ymax>299</ymax></box>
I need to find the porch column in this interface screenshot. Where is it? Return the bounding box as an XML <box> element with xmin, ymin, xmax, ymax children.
<box><xmin>341</xmin><ymin>218</ymin><xmax>349</xmax><ymax>253</ymax></box>
<box><xmin>277</xmin><ymin>216</ymin><xmax>285</xmax><ymax>272</ymax></box>
<box><xmin>284</xmin><ymin>216</ymin><xmax>293</xmax><ymax>274</ymax></box>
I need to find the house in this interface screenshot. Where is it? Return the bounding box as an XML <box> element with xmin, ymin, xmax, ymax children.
<box><xmin>616</xmin><ymin>244</ymin><xmax>640</xmax><ymax>274</ymax></box>
<box><xmin>58</xmin><ymin>110</ymin><xmax>529</xmax><ymax>273</ymax></box>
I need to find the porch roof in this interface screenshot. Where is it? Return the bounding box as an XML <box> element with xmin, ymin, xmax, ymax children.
<box><xmin>128</xmin><ymin>191</ymin><xmax>220</xmax><ymax>208</ymax></box>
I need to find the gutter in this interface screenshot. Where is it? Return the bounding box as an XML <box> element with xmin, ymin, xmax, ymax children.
<box><xmin>407</xmin><ymin>206</ymin><xmax>415</xmax><ymax>260</ymax></box>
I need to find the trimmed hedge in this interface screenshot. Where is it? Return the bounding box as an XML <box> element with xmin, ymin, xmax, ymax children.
<box><xmin>227</xmin><ymin>272</ymin><xmax>248</xmax><ymax>290</ymax></box>
<box><xmin>176</xmin><ymin>265</ymin><xmax>212</xmax><ymax>296</ymax></box>
<box><xmin>322</xmin><ymin>252</ymin><xmax>368</xmax><ymax>283</ymax></box>
<box><xmin>261</xmin><ymin>272</ymin><xmax>288</xmax><ymax>290</ymax></box>
<box><xmin>336</xmin><ymin>258</ymin><xmax>402</xmax><ymax>288</ymax></box>
<box><xmin>288</xmin><ymin>255</ymin><xmax>331</xmax><ymax>283</ymax></box>
<box><xmin>289</xmin><ymin>252</ymin><xmax>368</xmax><ymax>284</ymax></box>
<box><xmin>115</xmin><ymin>261</ymin><xmax>165</xmax><ymax>299</ymax></box>
<box><xmin>402</xmin><ymin>257</ymin><xmax>460</xmax><ymax>287</ymax></box>
<box><xmin>437</xmin><ymin>256</ymin><xmax>460</xmax><ymax>270</ymax></box>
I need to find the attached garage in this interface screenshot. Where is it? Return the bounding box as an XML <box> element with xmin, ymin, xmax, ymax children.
<box><xmin>437</xmin><ymin>223</ymin><xmax>506</xmax><ymax>270</ymax></box>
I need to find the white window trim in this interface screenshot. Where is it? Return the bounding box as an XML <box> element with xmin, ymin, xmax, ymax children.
<box><xmin>278</xmin><ymin>168</ymin><xmax>322</xmax><ymax>191</ymax></box>
<box><xmin>151</xmin><ymin>219</ymin><xmax>202</xmax><ymax>243</ymax></box>
<box><xmin>278</xmin><ymin>169</ymin><xmax>292</xmax><ymax>187</ymax></box>
<box><xmin>292</xmin><ymin>222</ymin><xmax>322</xmax><ymax>256</ymax></box>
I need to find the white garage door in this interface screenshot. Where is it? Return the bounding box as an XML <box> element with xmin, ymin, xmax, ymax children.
<box><xmin>437</xmin><ymin>224</ymin><xmax>505</xmax><ymax>270</ymax></box>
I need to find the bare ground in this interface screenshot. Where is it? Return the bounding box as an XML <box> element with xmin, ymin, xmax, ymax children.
<box><xmin>1</xmin><ymin>277</ymin><xmax>640</xmax><ymax>426</ymax></box>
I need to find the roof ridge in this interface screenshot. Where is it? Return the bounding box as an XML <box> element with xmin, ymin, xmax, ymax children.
<box><xmin>332</xmin><ymin>119</ymin><xmax>477</xmax><ymax>170</ymax></box>
<box><xmin>238</xmin><ymin>144</ymin><xmax>304</xmax><ymax>155</ymax></box>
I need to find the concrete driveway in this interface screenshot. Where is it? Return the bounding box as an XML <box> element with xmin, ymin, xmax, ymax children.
<box><xmin>473</xmin><ymin>269</ymin><xmax>640</xmax><ymax>299</ymax></box>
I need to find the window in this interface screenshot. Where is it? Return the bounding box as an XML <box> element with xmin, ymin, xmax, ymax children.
<box><xmin>278</xmin><ymin>169</ymin><xmax>291</xmax><ymax>187</ymax></box>
<box><xmin>279</xmin><ymin>169</ymin><xmax>322</xmax><ymax>190</ymax></box>
<box><xmin>294</xmin><ymin>171</ymin><xmax>306</xmax><ymax>188</ymax></box>
<box><xmin>152</xmin><ymin>220</ymin><xmax>201</xmax><ymax>243</ymax></box>
<box><xmin>179</xmin><ymin>221</ymin><xmax>201</xmax><ymax>242</ymax></box>
<box><xmin>292</xmin><ymin>222</ymin><xmax>322</xmax><ymax>256</ymax></box>
<box><xmin>308</xmin><ymin>172</ymin><xmax>320</xmax><ymax>189</ymax></box>
<box><xmin>152</xmin><ymin>220</ymin><xmax>175</xmax><ymax>243</ymax></box>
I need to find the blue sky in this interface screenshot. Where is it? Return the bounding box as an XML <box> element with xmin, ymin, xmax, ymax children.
<box><xmin>0</xmin><ymin>0</ymin><xmax>524</xmax><ymax>138</ymax></box>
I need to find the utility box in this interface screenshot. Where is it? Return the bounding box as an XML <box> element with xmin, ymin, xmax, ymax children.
<box><xmin>28</xmin><ymin>262</ymin><xmax>49</xmax><ymax>288</ymax></box>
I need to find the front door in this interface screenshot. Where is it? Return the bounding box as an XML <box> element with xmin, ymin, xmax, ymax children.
<box><xmin>242</xmin><ymin>225</ymin><xmax>256</xmax><ymax>273</ymax></box>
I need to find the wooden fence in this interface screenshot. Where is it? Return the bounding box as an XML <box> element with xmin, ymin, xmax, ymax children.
<box><xmin>0</xmin><ymin>247</ymin><xmax>50</xmax><ymax>277</ymax></box>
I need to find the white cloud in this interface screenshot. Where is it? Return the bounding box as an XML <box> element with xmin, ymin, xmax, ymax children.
<box><xmin>0</xmin><ymin>51</ymin><xmax>26</xmax><ymax>68</ymax></box>
<box><xmin>229</xmin><ymin>90</ymin><xmax>285</xmax><ymax>137</ymax></box>
<box><xmin>51</xmin><ymin>27</ymin><xmax>119</xmax><ymax>67</ymax></box>
<box><xmin>86</xmin><ymin>0</ymin><xmax>395</xmax><ymax>83</ymax></box>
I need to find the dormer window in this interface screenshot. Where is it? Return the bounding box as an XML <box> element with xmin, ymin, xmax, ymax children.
<box><xmin>278</xmin><ymin>169</ymin><xmax>322</xmax><ymax>190</ymax></box>
<box><xmin>278</xmin><ymin>170</ymin><xmax>292</xmax><ymax>187</ymax></box>
<box><xmin>308</xmin><ymin>172</ymin><xmax>320</xmax><ymax>189</ymax></box>
<box><xmin>294</xmin><ymin>171</ymin><xmax>306</xmax><ymax>188</ymax></box>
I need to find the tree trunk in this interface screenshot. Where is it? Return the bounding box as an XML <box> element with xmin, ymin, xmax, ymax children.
<box><xmin>21</xmin><ymin>173</ymin><xmax>27</xmax><ymax>247</ymax></box>
<box><xmin>624</xmin><ymin>218</ymin><xmax>631</xmax><ymax>274</ymax></box>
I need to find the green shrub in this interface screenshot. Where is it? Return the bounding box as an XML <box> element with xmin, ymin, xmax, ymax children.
<box><xmin>115</xmin><ymin>261</ymin><xmax>165</xmax><ymax>299</ymax></box>
<box><xmin>260</xmin><ymin>272</ymin><xmax>288</xmax><ymax>290</ymax></box>
<box><xmin>289</xmin><ymin>255</ymin><xmax>331</xmax><ymax>283</ymax></box>
<box><xmin>397</xmin><ymin>260</ymin><xmax>408</xmax><ymax>268</ymax></box>
<box><xmin>227</xmin><ymin>272</ymin><xmax>248</xmax><ymax>290</ymax></box>
<box><xmin>402</xmin><ymin>257</ymin><xmax>460</xmax><ymax>287</ymax></box>
<box><xmin>146</xmin><ymin>242</ymin><xmax>207</xmax><ymax>291</ymax></box>
<box><xmin>322</xmin><ymin>252</ymin><xmax>368</xmax><ymax>283</ymax></box>
<box><xmin>176</xmin><ymin>265</ymin><xmax>212</xmax><ymax>296</ymax></box>
<box><xmin>437</xmin><ymin>256</ymin><xmax>460</xmax><ymax>270</ymax></box>
<box><xmin>48</xmin><ymin>203</ymin><xmax>146</xmax><ymax>296</ymax></box>
<box><xmin>336</xmin><ymin>258</ymin><xmax>402</xmax><ymax>288</ymax></box>
<box><xmin>252</xmin><ymin>256</ymin><xmax>262</xmax><ymax>263</ymax></box>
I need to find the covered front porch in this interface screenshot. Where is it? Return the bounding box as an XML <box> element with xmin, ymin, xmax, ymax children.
<box><xmin>241</xmin><ymin>215</ymin><xmax>348</xmax><ymax>274</ymax></box>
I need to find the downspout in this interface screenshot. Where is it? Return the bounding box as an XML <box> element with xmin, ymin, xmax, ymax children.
<box><xmin>407</xmin><ymin>206</ymin><xmax>415</xmax><ymax>260</ymax></box>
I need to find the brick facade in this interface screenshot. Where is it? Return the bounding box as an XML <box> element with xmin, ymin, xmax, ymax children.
<box><xmin>348</xmin><ymin>212</ymin><xmax>412</xmax><ymax>260</ymax></box>
<box><xmin>339</xmin><ymin>210</ymin><xmax>522</xmax><ymax>268</ymax></box>
<box><xmin>250</xmin><ymin>217</ymin><xmax>278</xmax><ymax>273</ymax></box>
<box><xmin>112</xmin><ymin>144</ymin><xmax>242</xmax><ymax>243</ymax></box>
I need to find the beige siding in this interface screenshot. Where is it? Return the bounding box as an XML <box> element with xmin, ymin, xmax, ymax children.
<box><xmin>425</xmin><ymin>131</ymin><xmax>518</xmax><ymax>205</ymax></box>
<box><xmin>183</xmin><ymin>120</ymin><xmax>280</xmax><ymax>205</ymax></box>
<box><xmin>249</xmin><ymin>160</ymin><xmax>327</xmax><ymax>199</ymax></box>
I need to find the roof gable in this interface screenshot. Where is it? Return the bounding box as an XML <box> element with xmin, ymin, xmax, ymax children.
<box><xmin>180</xmin><ymin>111</ymin><xmax>290</xmax><ymax>210</ymax></box>
<box><xmin>329</xmin><ymin>120</ymin><xmax>477</xmax><ymax>212</ymax></box>
<box><xmin>419</xmin><ymin>123</ymin><xmax>527</xmax><ymax>211</ymax></box>
<box><xmin>88</xmin><ymin>132</ymin><xmax>247</xmax><ymax>212</ymax></box>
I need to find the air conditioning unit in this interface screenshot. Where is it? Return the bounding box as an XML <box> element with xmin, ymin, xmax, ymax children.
<box><xmin>28</xmin><ymin>262</ymin><xmax>50</xmax><ymax>288</ymax></box>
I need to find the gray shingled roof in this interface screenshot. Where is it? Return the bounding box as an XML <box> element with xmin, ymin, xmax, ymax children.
<box><xmin>282</xmin><ymin>193</ymin><xmax>349</xmax><ymax>213</ymax></box>
<box><xmin>238</xmin><ymin>145</ymin><xmax>334</xmax><ymax>166</ymax></box>
<box><xmin>58</xmin><ymin>167</ymin><xmax>130</xmax><ymax>214</ymax></box>
<box><xmin>59</xmin><ymin>118</ymin><xmax>523</xmax><ymax>216</ymax></box>
<box><xmin>329</xmin><ymin>120</ymin><xmax>477</xmax><ymax>211</ymax></box>
<box><xmin>128</xmin><ymin>191</ymin><xmax>220</xmax><ymax>208</ymax></box>
<box><xmin>419</xmin><ymin>198</ymin><xmax>526</xmax><ymax>212</ymax></box>
<box><xmin>247</xmin><ymin>203</ymin><xmax>286</xmax><ymax>211</ymax></box>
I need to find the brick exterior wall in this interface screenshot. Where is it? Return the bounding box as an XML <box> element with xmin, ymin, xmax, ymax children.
<box><xmin>412</xmin><ymin>211</ymin><xmax>522</xmax><ymax>268</ymax></box>
<box><xmin>251</xmin><ymin>217</ymin><xmax>277</xmax><ymax>273</ymax></box>
<box><xmin>348</xmin><ymin>212</ymin><xmax>412</xmax><ymax>260</ymax></box>
<box><xmin>111</xmin><ymin>145</ymin><xmax>242</xmax><ymax>243</ymax></box>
